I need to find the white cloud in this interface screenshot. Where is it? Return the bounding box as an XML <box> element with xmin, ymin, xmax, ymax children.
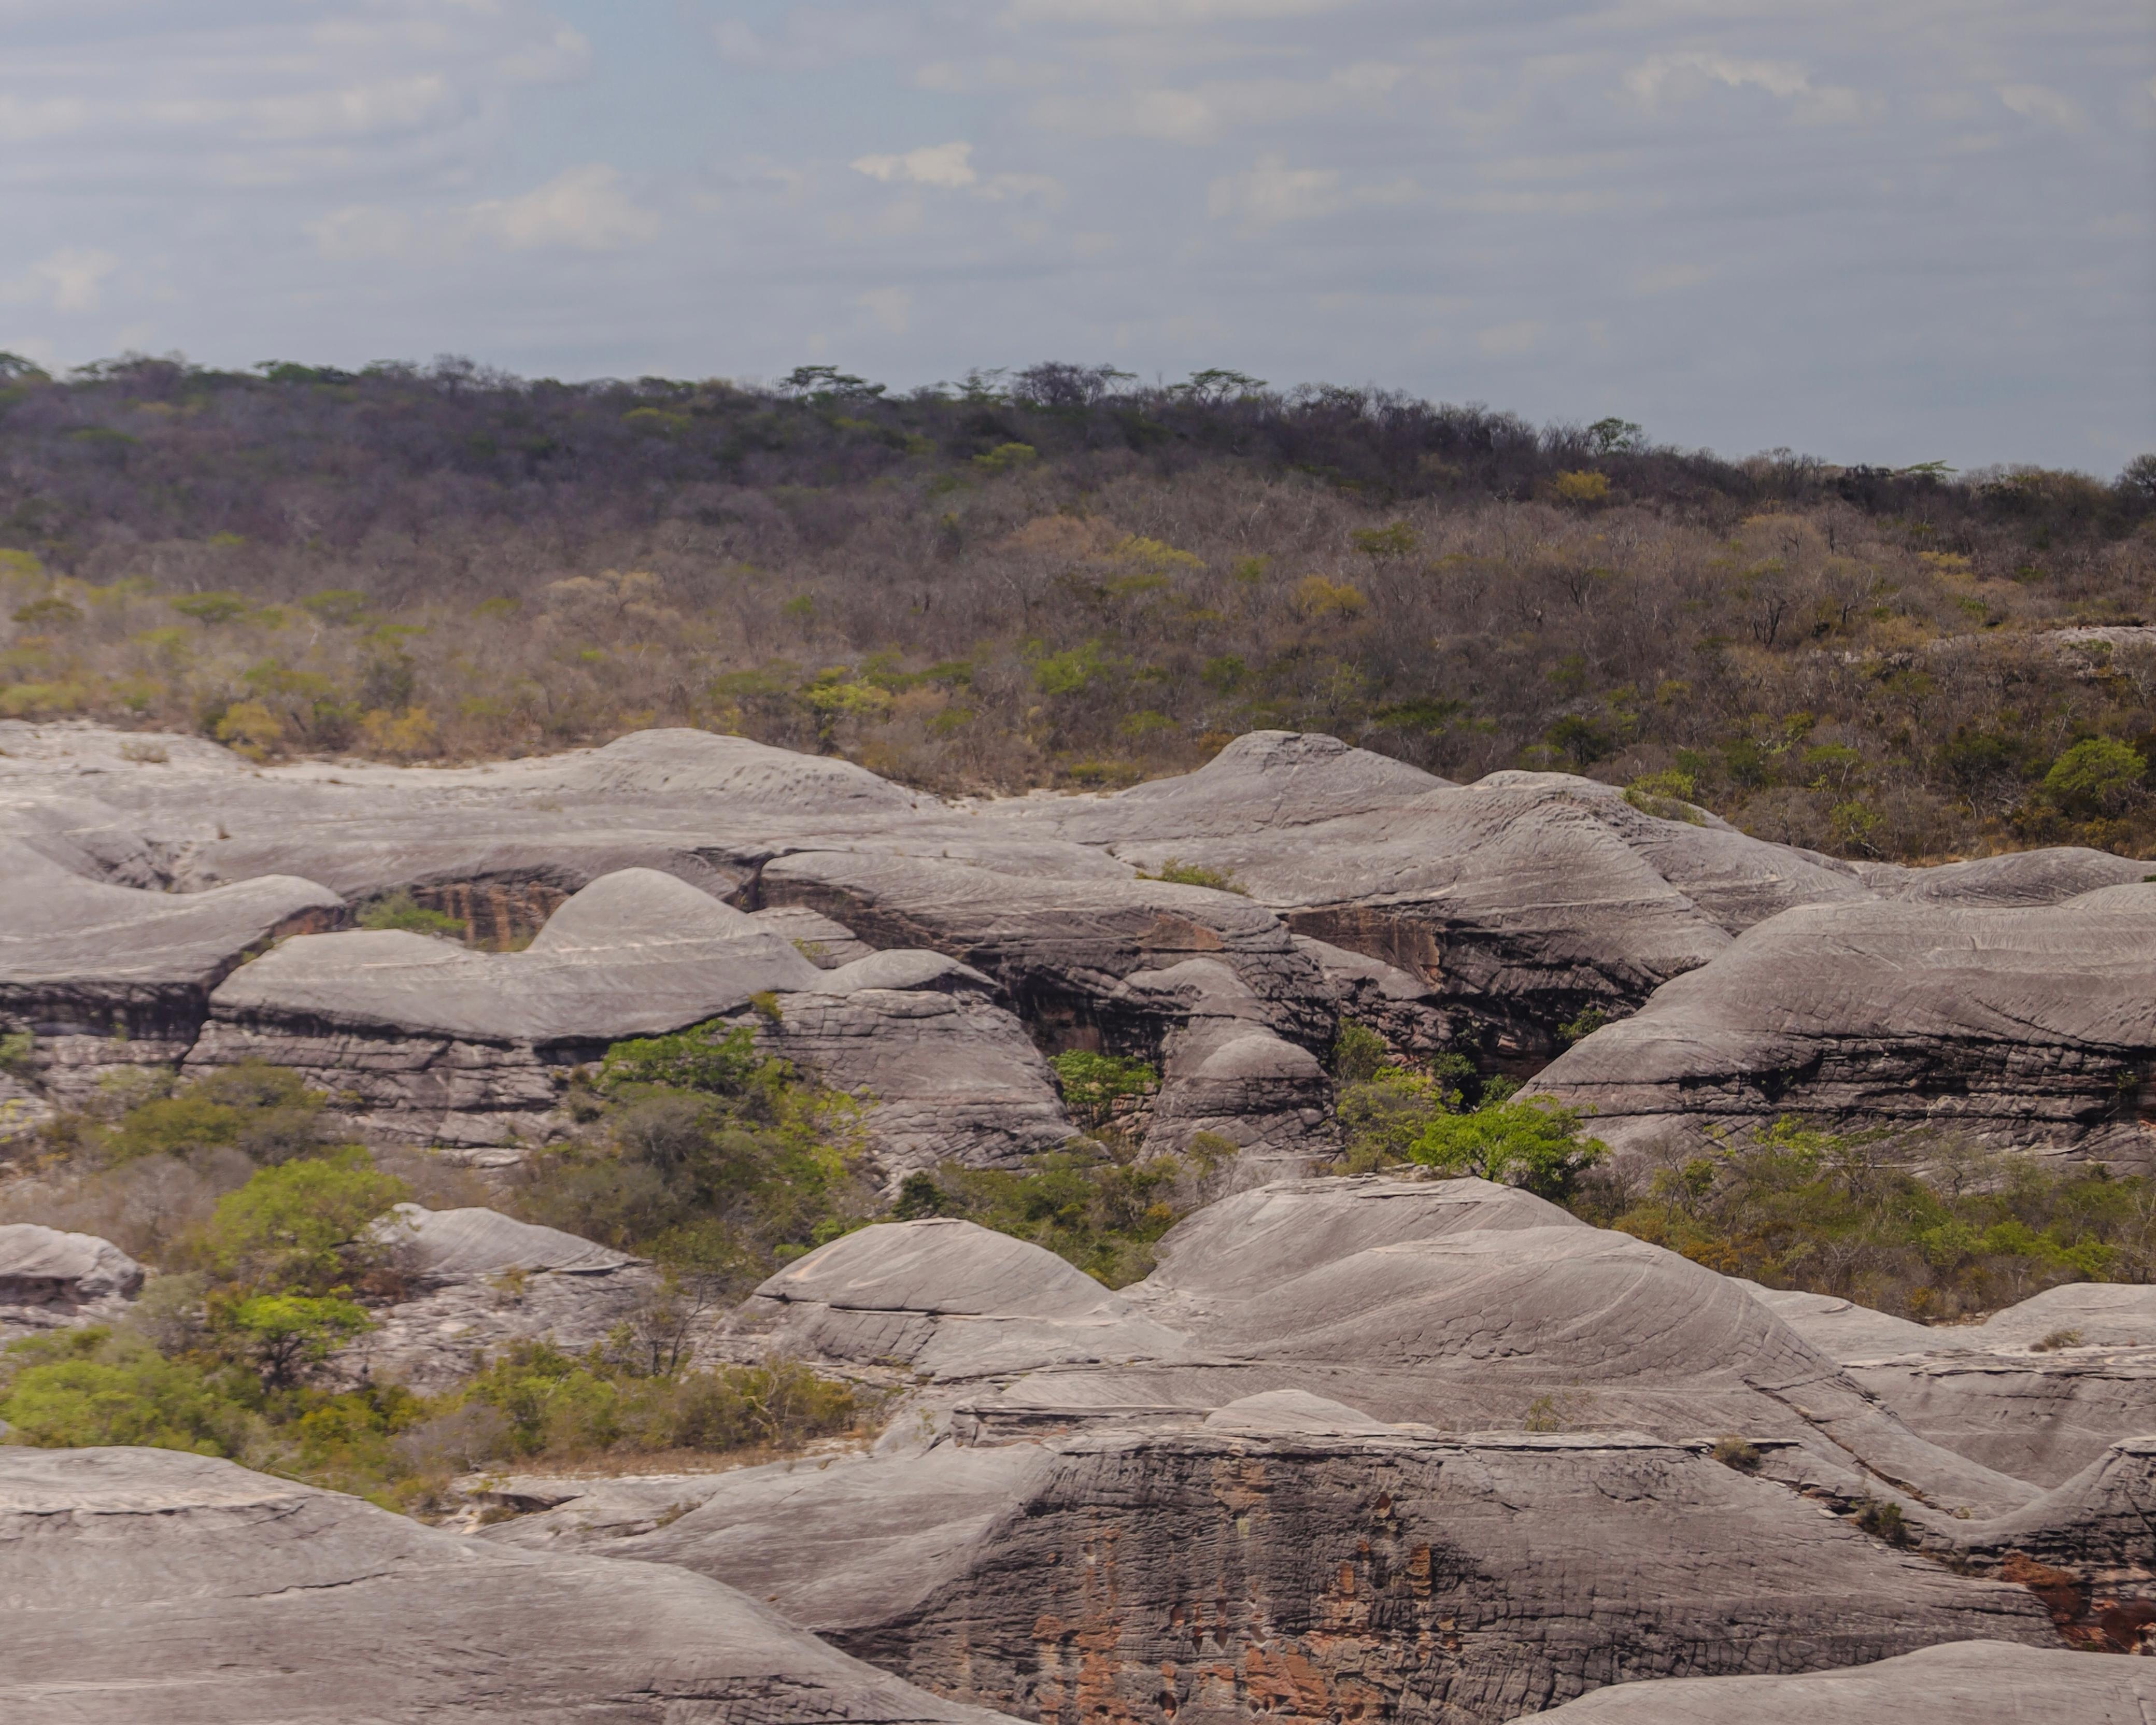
<box><xmin>852</xmin><ymin>142</ymin><xmax>978</xmax><ymax>188</ymax></box>
<box><xmin>1</xmin><ymin>248</ymin><xmax>119</xmax><ymax>314</ymax></box>
<box><xmin>1997</xmin><ymin>84</ymin><xmax>2086</xmax><ymax>130</ymax></box>
<box><xmin>1477</xmin><ymin>320</ymin><xmax>1544</xmax><ymax>357</ymax></box>
<box><xmin>499</xmin><ymin>26</ymin><xmax>593</xmax><ymax>84</ymax></box>
<box><xmin>1031</xmin><ymin>63</ymin><xmax>1408</xmax><ymax>145</ymax></box>
<box><xmin>0</xmin><ymin>94</ymin><xmax>88</xmax><ymax>142</ymax></box>
<box><xmin>1623</xmin><ymin>51</ymin><xmax>1867</xmax><ymax>124</ymax></box>
<box><xmin>1208</xmin><ymin>155</ymin><xmax>1415</xmax><ymax>229</ymax></box>
<box><xmin>305</xmin><ymin>205</ymin><xmax>418</xmax><ymax>260</ymax></box>
<box><xmin>307</xmin><ymin>166</ymin><xmax>660</xmax><ymax>259</ymax></box>
<box><xmin>468</xmin><ymin>166</ymin><xmax>662</xmax><ymax>251</ymax></box>
<box><xmin>858</xmin><ymin>286</ymin><xmax>912</xmax><ymax>333</ymax></box>
<box><xmin>850</xmin><ymin>143</ymin><xmax>1063</xmax><ymax>205</ymax></box>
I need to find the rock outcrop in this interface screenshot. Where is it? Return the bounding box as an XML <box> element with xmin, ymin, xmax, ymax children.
<box><xmin>346</xmin><ymin>1204</ymin><xmax>661</xmax><ymax>1393</ymax></box>
<box><xmin>532</xmin><ymin>1413</ymin><xmax>2052</xmax><ymax>1725</ymax></box>
<box><xmin>0</xmin><ymin>839</ymin><xmax>341</xmax><ymax>1100</ymax></box>
<box><xmin>991</xmin><ymin>732</ymin><xmax>1879</xmax><ymax>1055</ymax></box>
<box><xmin>1515</xmin><ymin>1638</ymin><xmax>2155</xmax><ymax>1722</ymax></box>
<box><xmin>0</xmin><ymin>1445</ymin><xmax>1019</xmax><ymax>1723</ymax></box>
<box><xmin>1526</xmin><ymin>882</ymin><xmax>2156</xmax><ymax>1164</ymax></box>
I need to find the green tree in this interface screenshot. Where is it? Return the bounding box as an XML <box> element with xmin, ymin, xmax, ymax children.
<box><xmin>216</xmin><ymin>1293</ymin><xmax>374</xmax><ymax>1389</ymax></box>
<box><xmin>2043</xmin><ymin>736</ymin><xmax>2146</xmax><ymax>816</ymax></box>
<box><xmin>1408</xmin><ymin>1098</ymin><xmax>1607</xmax><ymax>1202</ymax></box>
<box><xmin>204</xmin><ymin>1148</ymin><xmax>409</xmax><ymax>1292</ymax></box>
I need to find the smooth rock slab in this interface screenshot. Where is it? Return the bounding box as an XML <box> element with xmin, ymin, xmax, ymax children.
<box><xmin>1512</xmin><ymin>1638</ymin><xmax>2153</xmax><ymax>1723</ymax></box>
<box><xmin>0</xmin><ymin>1445</ymin><xmax>1017</xmax><ymax>1723</ymax></box>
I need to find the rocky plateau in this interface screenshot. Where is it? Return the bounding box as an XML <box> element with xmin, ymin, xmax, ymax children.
<box><xmin>6</xmin><ymin>719</ymin><xmax>2156</xmax><ymax>1718</ymax></box>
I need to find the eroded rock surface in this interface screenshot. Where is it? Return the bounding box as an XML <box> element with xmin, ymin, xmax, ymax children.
<box><xmin>0</xmin><ymin>1445</ymin><xmax>1019</xmax><ymax>1723</ymax></box>
<box><xmin>535</xmin><ymin>1413</ymin><xmax>2052</xmax><ymax>1725</ymax></box>
<box><xmin>347</xmin><ymin>1204</ymin><xmax>661</xmax><ymax>1393</ymax></box>
<box><xmin>0</xmin><ymin>1221</ymin><xmax>144</xmax><ymax>1340</ymax></box>
<box><xmin>1527</xmin><ymin>882</ymin><xmax>2156</xmax><ymax>1164</ymax></box>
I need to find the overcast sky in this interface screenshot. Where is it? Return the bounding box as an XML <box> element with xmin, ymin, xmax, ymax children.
<box><xmin>3</xmin><ymin>1</ymin><xmax>2150</xmax><ymax>471</ymax></box>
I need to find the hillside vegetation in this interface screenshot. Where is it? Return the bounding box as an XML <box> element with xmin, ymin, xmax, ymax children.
<box><xmin>3</xmin><ymin>352</ymin><xmax>2154</xmax><ymax>862</ymax></box>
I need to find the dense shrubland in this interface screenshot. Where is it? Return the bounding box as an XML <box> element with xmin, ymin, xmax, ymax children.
<box><xmin>2</xmin><ymin>353</ymin><xmax>2152</xmax><ymax>860</ymax></box>
<box><xmin>0</xmin><ymin>1024</ymin><xmax>1229</xmax><ymax>1496</ymax></box>
<box><xmin>0</xmin><ymin>1043</ymin><xmax>882</xmax><ymax>1510</ymax></box>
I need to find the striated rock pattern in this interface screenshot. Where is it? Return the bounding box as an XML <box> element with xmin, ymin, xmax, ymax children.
<box><xmin>0</xmin><ymin>838</ymin><xmax>341</xmax><ymax>1100</ymax></box>
<box><xmin>0</xmin><ymin>1445</ymin><xmax>1020</xmax><ymax>1723</ymax></box>
<box><xmin>548</xmin><ymin>1413</ymin><xmax>2052</xmax><ymax>1725</ymax></box>
<box><xmin>1526</xmin><ymin>882</ymin><xmax>2156</xmax><ymax>1164</ymax></box>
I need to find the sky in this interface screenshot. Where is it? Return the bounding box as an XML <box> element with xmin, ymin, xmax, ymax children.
<box><xmin>2</xmin><ymin>1</ymin><xmax>2151</xmax><ymax>473</ymax></box>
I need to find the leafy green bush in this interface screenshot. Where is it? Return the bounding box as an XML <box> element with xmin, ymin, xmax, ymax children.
<box><xmin>102</xmin><ymin>1061</ymin><xmax>332</xmax><ymax>1165</ymax></box>
<box><xmin>2043</xmin><ymin>737</ymin><xmax>2147</xmax><ymax>816</ymax></box>
<box><xmin>460</xmin><ymin>1341</ymin><xmax>864</xmax><ymax>1458</ymax></box>
<box><xmin>1140</xmin><ymin>857</ymin><xmax>1248</xmax><ymax>894</ymax></box>
<box><xmin>599</xmin><ymin>1020</ymin><xmax>762</xmax><ymax>1096</ymax></box>
<box><xmin>1408</xmin><ymin>1098</ymin><xmax>1608</xmax><ymax>1202</ymax></box>
<box><xmin>0</xmin><ymin>1327</ymin><xmax>252</xmax><ymax>1454</ymax></box>
<box><xmin>356</xmin><ymin>891</ymin><xmax>465</xmax><ymax>937</ymax></box>
<box><xmin>515</xmin><ymin>1021</ymin><xmax>870</xmax><ymax>1289</ymax></box>
<box><xmin>896</xmin><ymin>1144</ymin><xmax>1214</xmax><ymax>1288</ymax></box>
<box><xmin>1048</xmin><ymin>1051</ymin><xmax>1159</xmax><ymax>1129</ymax></box>
<box><xmin>1331</xmin><ymin>1020</ymin><xmax>1393</xmax><ymax>1083</ymax></box>
<box><xmin>214</xmin><ymin>1292</ymin><xmax>374</xmax><ymax>1388</ymax></box>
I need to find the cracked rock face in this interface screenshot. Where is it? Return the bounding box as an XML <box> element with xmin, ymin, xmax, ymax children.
<box><xmin>0</xmin><ymin>1445</ymin><xmax>1020</xmax><ymax>1724</ymax></box>
<box><xmin>533</xmin><ymin>1416</ymin><xmax>2052</xmax><ymax>1725</ymax></box>
<box><xmin>1526</xmin><ymin>882</ymin><xmax>2156</xmax><ymax>1165</ymax></box>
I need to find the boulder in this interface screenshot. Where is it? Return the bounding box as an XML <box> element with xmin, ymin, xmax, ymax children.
<box><xmin>1525</xmin><ymin>883</ymin><xmax>2156</xmax><ymax>1164</ymax></box>
<box><xmin>755</xmin><ymin>963</ymin><xmax>1075</xmax><ymax>1178</ymax></box>
<box><xmin>350</xmin><ymin>1205</ymin><xmax>659</xmax><ymax>1394</ymax></box>
<box><xmin>1514</xmin><ymin>1639</ymin><xmax>2153</xmax><ymax>1723</ymax></box>
<box><xmin>0</xmin><ymin>1445</ymin><xmax>1017</xmax><ymax>1723</ymax></box>
<box><xmin>739</xmin><ymin>1218</ymin><xmax>1190</xmax><ymax>1380</ymax></box>
<box><xmin>0</xmin><ymin>1222</ymin><xmax>145</xmax><ymax>1339</ymax></box>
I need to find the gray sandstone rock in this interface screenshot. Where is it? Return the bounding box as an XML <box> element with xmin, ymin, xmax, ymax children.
<box><xmin>740</xmin><ymin>1218</ymin><xmax>1191</xmax><ymax>1380</ymax></box>
<box><xmin>555</xmin><ymin>1418</ymin><xmax>2053</xmax><ymax>1725</ymax></box>
<box><xmin>0</xmin><ymin>1444</ymin><xmax>1018</xmax><ymax>1723</ymax></box>
<box><xmin>993</xmin><ymin>734</ymin><xmax>1877</xmax><ymax>1052</ymax></box>
<box><xmin>1513</xmin><ymin>1639</ymin><xmax>2154</xmax><ymax>1723</ymax></box>
<box><xmin>0</xmin><ymin>1221</ymin><xmax>145</xmax><ymax>1340</ymax></box>
<box><xmin>1526</xmin><ymin>882</ymin><xmax>2156</xmax><ymax>1163</ymax></box>
<box><xmin>751</xmin><ymin>1180</ymin><xmax>2045</xmax><ymax>1519</ymax></box>
<box><xmin>0</xmin><ymin>838</ymin><xmax>341</xmax><ymax>1100</ymax></box>
<box><xmin>345</xmin><ymin>1204</ymin><xmax>660</xmax><ymax>1394</ymax></box>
